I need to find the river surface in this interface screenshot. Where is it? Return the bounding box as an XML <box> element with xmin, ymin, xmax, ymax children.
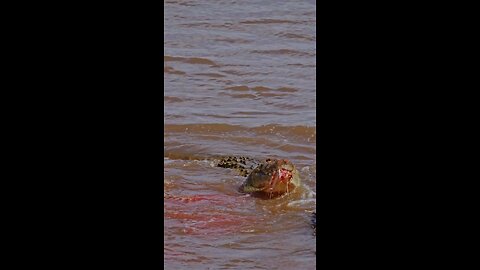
<box><xmin>164</xmin><ymin>0</ymin><xmax>316</xmax><ymax>269</ymax></box>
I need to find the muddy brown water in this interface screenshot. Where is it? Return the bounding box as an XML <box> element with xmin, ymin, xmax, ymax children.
<box><xmin>164</xmin><ymin>0</ymin><xmax>316</xmax><ymax>269</ymax></box>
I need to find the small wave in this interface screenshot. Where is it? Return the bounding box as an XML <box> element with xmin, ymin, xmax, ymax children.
<box><xmin>219</xmin><ymin>92</ymin><xmax>258</xmax><ymax>99</ymax></box>
<box><xmin>277</xmin><ymin>87</ymin><xmax>298</xmax><ymax>93</ymax></box>
<box><xmin>164</xmin><ymin>96</ymin><xmax>184</xmax><ymax>103</ymax></box>
<box><xmin>250</xmin><ymin>49</ymin><xmax>314</xmax><ymax>57</ymax></box>
<box><xmin>225</xmin><ymin>85</ymin><xmax>298</xmax><ymax>93</ymax></box>
<box><xmin>164</xmin><ymin>123</ymin><xmax>316</xmax><ymax>143</ymax></box>
<box><xmin>275</xmin><ymin>32</ymin><xmax>315</xmax><ymax>42</ymax></box>
<box><xmin>193</xmin><ymin>72</ymin><xmax>225</xmax><ymax>78</ymax></box>
<box><xmin>165</xmin><ymin>123</ymin><xmax>314</xmax><ymax>133</ymax></box>
<box><xmin>240</xmin><ymin>19</ymin><xmax>298</xmax><ymax>25</ymax></box>
<box><xmin>164</xmin><ymin>55</ymin><xmax>217</xmax><ymax>66</ymax></box>
<box><xmin>256</xmin><ymin>92</ymin><xmax>288</xmax><ymax>97</ymax></box>
<box><xmin>287</xmin><ymin>199</ymin><xmax>316</xmax><ymax>207</ymax></box>
<box><xmin>164</xmin><ymin>66</ymin><xmax>186</xmax><ymax>75</ymax></box>
<box><xmin>214</xmin><ymin>37</ymin><xmax>251</xmax><ymax>44</ymax></box>
<box><xmin>225</xmin><ymin>85</ymin><xmax>249</xmax><ymax>91</ymax></box>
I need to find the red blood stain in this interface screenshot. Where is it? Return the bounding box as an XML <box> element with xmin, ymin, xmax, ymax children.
<box><xmin>164</xmin><ymin>194</ymin><xmax>254</xmax><ymax>235</ymax></box>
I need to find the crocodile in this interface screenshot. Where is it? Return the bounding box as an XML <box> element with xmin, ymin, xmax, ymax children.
<box><xmin>217</xmin><ymin>156</ymin><xmax>301</xmax><ymax>198</ymax></box>
<box><xmin>164</xmin><ymin>155</ymin><xmax>315</xmax><ymax>236</ymax></box>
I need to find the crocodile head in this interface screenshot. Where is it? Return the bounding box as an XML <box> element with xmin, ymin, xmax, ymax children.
<box><xmin>241</xmin><ymin>158</ymin><xmax>300</xmax><ymax>198</ymax></box>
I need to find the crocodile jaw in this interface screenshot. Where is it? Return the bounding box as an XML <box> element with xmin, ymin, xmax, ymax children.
<box><xmin>243</xmin><ymin>161</ymin><xmax>299</xmax><ymax>195</ymax></box>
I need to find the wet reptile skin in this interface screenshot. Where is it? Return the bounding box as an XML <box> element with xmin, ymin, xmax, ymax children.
<box><xmin>216</xmin><ymin>156</ymin><xmax>260</xmax><ymax>177</ymax></box>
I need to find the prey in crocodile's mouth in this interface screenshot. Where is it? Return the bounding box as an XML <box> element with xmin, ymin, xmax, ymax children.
<box><xmin>240</xmin><ymin>158</ymin><xmax>300</xmax><ymax>198</ymax></box>
<box><xmin>268</xmin><ymin>166</ymin><xmax>294</xmax><ymax>198</ymax></box>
